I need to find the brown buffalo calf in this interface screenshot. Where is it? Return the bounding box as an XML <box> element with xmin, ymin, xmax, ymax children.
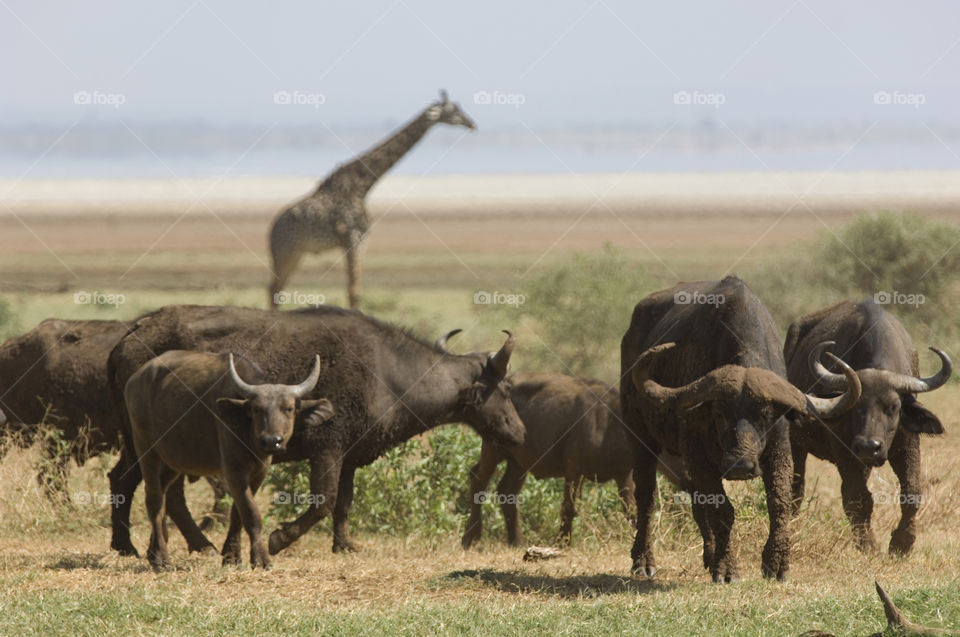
<box><xmin>125</xmin><ymin>351</ymin><xmax>333</xmax><ymax>570</ymax></box>
<box><xmin>461</xmin><ymin>373</ymin><xmax>636</xmax><ymax>548</ymax></box>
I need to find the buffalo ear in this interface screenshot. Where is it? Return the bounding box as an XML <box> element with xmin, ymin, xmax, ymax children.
<box><xmin>901</xmin><ymin>399</ymin><xmax>944</xmax><ymax>435</ymax></box>
<box><xmin>300</xmin><ymin>398</ymin><xmax>335</xmax><ymax>427</ymax></box>
<box><xmin>216</xmin><ymin>397</ymin><xmax>249</xmax><ymax>428</ymax></box>
<box><xmin>459</xmin><ymin>383</ymin><xmax>484</xmax><ymax>407</ymax></box>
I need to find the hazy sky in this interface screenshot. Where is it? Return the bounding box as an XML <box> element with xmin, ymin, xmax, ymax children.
<box><xmin>4</xmin><ymin>0</ymin><xmax>960</xmax><ymax>130</ymax></box>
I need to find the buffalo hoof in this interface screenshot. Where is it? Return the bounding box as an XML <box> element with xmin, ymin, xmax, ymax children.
<box><xmin>702</xmin><ymin>545</ymin><xmax>715</xmax><ymax>571</ymax></box>
<box><xmin>888</xmin><ymin>532</ymin><xmax>915</xmax><ymax>556</ymax></box>
<box><xmin>631</xmin><ymin>562</ymin><xmax>656</xmax><ymax>578</ymax></box>
<box><xmin>711</xmin><ymin>573</ymin><xmax>739</xmax><ymax>584</ymax></box>
<box><xmin>710</xmin><ymin>559</ymin><xmax>739</xmax><ymax>584</ymax></box>
<box><xmin>112</xmin><ymin>541</ymin><xmax>140</xmax><ymax>558</ymax></box>
<box><xmin>268</xmin><ymin>528</ymin><xmax>294</xmax><ymax>555</ymax></box>
<box><xmin>148</xmin><ymin>552</ymin><xmax>172</xmax><ymax>572</ymax></box>
<box><xmin>189</xmin><ymin>542</ymin><xmax>218</xmax><ymax>556</ymax></box>
<box><xmin>221</xmin><ymin>552</ymin><xmax>242</xmax><ymax>566</ymax></box>
<box><xmin>332</xmin><ymin>539</ymin><xmax>360</xmax><ymax>554</ymax></box>
<box><xmin>251</xmin><ymin>546</ymin><xmax>272</xmax><ymax>570</ymax></box>
<box><xmin>461</xmin><ymin>531</ymin><xmax>479</xmax><ymax>550</ymax></box>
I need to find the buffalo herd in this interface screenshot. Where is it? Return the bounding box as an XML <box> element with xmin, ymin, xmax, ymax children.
<box><xmin>0</xmin><ymin>275</ymin><xmax>951</xmax><ymax>579</ymax></box>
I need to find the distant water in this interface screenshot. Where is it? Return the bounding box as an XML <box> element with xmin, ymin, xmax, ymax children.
<box><xmin>1</xmin><ymin>136</ymin><xmax>958</xmax><ymax>179</ymax></box>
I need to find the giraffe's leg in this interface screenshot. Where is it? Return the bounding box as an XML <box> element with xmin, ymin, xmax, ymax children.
<box><xmin>344</xmin><ymin>235</ymin><xmax>365</xmax><ymax>310</ymax></box>
<box><xmin>269</xmin><ymin>242</ymin><xmax>305</xmax><ymax>309</ymax></box>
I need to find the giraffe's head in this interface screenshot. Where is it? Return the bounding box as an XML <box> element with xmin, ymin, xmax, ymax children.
<box><xmin>427</xmin><ymin>90</ymin><xmax>477</xmax><ymax>130</ymax></box>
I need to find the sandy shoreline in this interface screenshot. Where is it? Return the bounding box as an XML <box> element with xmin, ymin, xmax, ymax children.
<box><xmin>3</xmin><ymin>171</ymin><xmax>960</xmax><ymax>218</ymax></box>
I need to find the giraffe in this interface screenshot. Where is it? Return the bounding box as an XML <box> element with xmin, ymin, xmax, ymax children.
<box><xmin>268</xmin><ymin>90</ymin><xmax>476</xmax><ymax>309</ymax></box>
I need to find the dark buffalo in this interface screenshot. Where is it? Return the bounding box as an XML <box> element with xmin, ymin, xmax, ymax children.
<box><xmin>461</xmin><ymin>372</ymin><xmax>635</xmax><ymax>548</ymax></box>
<box><xmin>126</xmin><ymin>351</ymin><xmax>333</xmax><ymax>570</ymax></box>
<box><xmin>0</xmin><ymin>319</ymin><xmax>130</xmax><ymax>490</ymax></box>
<box><xmin>784</xmin><ymin>299</ymin><xmax>952</xmax><ymax>555</ymax></box>
<box><xmin>0</xmin><ymin>318</ymin><xmax>228</xmax><ymax>528</ymax></box>
<box><xmin>106</xmin><ymin>305</ymin><xmax>525</xmax><ymax>557</ymax></box>
<box><xmin>621</xmin><ymin>276</ymin><xmax>861</xmax><ymax>582</ymax></box>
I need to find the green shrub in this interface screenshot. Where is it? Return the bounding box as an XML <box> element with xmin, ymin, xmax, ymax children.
<box><xmin>748</xmin><ymin>212</ymin><xmax>960</xmax><ymax>353</ymax></box>
<box><xmin>481</xmin><ymin>244</ymin><xmax>657</xmax><ymax>380</ymax></box>
<box><xmin>264</xmin><ymin>425</ymin><xmax>640</xmax><ymax>545</ymax></box>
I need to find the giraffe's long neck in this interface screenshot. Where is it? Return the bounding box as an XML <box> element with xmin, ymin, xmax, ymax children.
<box><xmin>320</xmin><ymin>107</ymin><xmax>436</xmax><ymax>199</ymax></box>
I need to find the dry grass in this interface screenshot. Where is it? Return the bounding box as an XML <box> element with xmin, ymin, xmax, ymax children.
<box><xmin>1</xmin><ymin>388</ymin><xmax>959</xmax><ymax>635</ymax></box>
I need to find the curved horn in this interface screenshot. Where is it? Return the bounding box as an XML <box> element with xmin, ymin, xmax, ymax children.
<box><xmin>631</xmin><ymin>342</ymin><xmax>726</xmax><ymax>407</ymax></box>
<box><xmin>228</xmin><ymin>353</ymin><xmax>258</xmax><ymax>398</ymax></box>
<box><xmin>435</xmin><ymin>328</ymin><xmax>463</xmax><ymax>353</ymax></box>
<box><xmin>0</xmin><ymin>407</ymin><xmax>6</xmax><ymax>427</ymax></box>
<box><xmin>803</xmin><ymin>352</ymin><xmax>862</xmax><ymax>419</ymax></box>
<box><xmin>290</xmin><ymin>355</ymin><xmax>322</xmax><ymax>399</ymax></box>
<box><xmin>489</xmin><ymin>330</ymin><xmax>515</xmax><ymax>378</ymax></box>
<box><xmin>808</xmin><ymin>341</ymin><xmax>849</xmax><ymax>392</ymax></box>
<box><xmin>882</xmin><ymin>347</ymin><xmax>953</xmax><ymax>394</ymax></box>
<box><xmin>630</xmin><ymin>342</ymin><xmax>676</xmax><ymax>394</ymax></box>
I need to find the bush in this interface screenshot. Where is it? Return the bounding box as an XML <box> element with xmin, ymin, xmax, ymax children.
<box><xmin>819</xmin><ymin>211</ymin><xmax>960</xmax><ymax>324</ymax></box>
<box><xmin>748</xmin><ymin>212</ymin><xmax>960</xmax><ymax>351</ymax></box>
<box><xmin>481</xmin><ymin>244</ymin><xmax>657</xmax><ymax>380</ymax></box>
<box><xmin>264</xmin><ymin>426</ymin><xmax>639</xmax><ymax>545</ymax></box>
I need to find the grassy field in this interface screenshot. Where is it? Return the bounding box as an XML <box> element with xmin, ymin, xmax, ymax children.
<box><xmin>1</xmin><ymin>181</ymin><xmax>960</xmax><ymax>635</ymax></box>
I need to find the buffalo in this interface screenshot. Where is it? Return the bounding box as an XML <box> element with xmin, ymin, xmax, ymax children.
<box><xmin>0</xmin><ymin>318</ymin><xmax>228</xmax><ymax>529</ymax></box>
<box><xmin>621</xmin><ymin>276</ymin><xmax>861</xmax><ymax>582</ymax></box>
<box><xmin>0</xmin><ymin>319</ymin><xmax>131</xmax><ymax>492</ymax></box>
<box><xmin>126</xmin><ymin>351</ymin><xmax>333</xmax><ymax>570</ymax></box>
<box><xmin>784</xmin><ymin>299</ymin><xmax>952</xmax><ymax>555</ymax></box>
<box><xmin>461</xmin><ymin>372</ymin><xmax>635</xmax><ymax>548</ymax></box>
<box><xmin>106</xmin><ymin>305</ymin><xmax>525</xmax><ymax>557</ymax></box>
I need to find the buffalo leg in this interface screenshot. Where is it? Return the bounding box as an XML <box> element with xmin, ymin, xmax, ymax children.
<box><xmin>558</xmin><ymin>475</ymin><xmax>582</xmax><ymax>545</ymax></box>
<box><xmin>199</xmin><ymin>476</ymin><xmax>230</xmax><ymax>532</ymax></box>
<box><xmin>631</xmin><ymin>442</ymin><xmax>659</xmax><ymax>577</ymax></box>
<box><xmin>838</xmin><ymin>460</ymin><xmax>877</xmax><ymax>552</ymax></box>
<box><xmin>143</xmin><ymin>459</ymin><xmax>178</xmax><ymax>571</ymax></box>
<box><xmin>790</xmin><ymin>438</ymin><xmax>808</xmax><ymax>517</ymax></box>
<box><xmin>108</xmin><ymin>449</ymin><xmax>141</xmax><ymax>556</ymax></box>
<box><xmin>332</xmin><ymin>466</ymin><xmax>359</xmax><ymax>553</ymax></box>
<box><xmin>226</xmin><ymin>467</ymin><xmax>270</xmax><ymax>569</ymax></box>
<box><xmin>268</xmin><ymin>450</ymin><xmax>341</xmax><ymax>555</ymax></box>
<box><xmin>689</xmin><ymin>495</ymin><xmax>715</xmax><ymax>570</ymax></box>
<box><xmin>888</xmin><ymin>430</ymin><xmax>921</xmax><ymax>555</ymax></box>
<box><xmin>759</xmin><ymin>427</ymin><xmax>791</xmax><ymax>581</ymax></box>
<box><xmin>461</xmin><ymin>442</ymin><xmax>503</xmax><ymax>549</ymax></box>
<box><xmin>497</xmin><ymin>460</ymin><xmax>528</xmax><ymax>547</ymax></box>
<box><xmin>221</xmin><ymin>504</ymin><xmax>243</xmax><ymax>566</ymax></box>
<box><xmin>164</xmin><ymin>475</ymin><xmax>217</xmax><ymax>554</ymax></box>
<box><xmin>695</xmin><ymin>469</ymin><xmax>737</xmax><ymax>584</ymax></box>
<box><xmin>615</xmin><ymin>471</ymin><xmax>636</xmax><ymax>521</ymax></box>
